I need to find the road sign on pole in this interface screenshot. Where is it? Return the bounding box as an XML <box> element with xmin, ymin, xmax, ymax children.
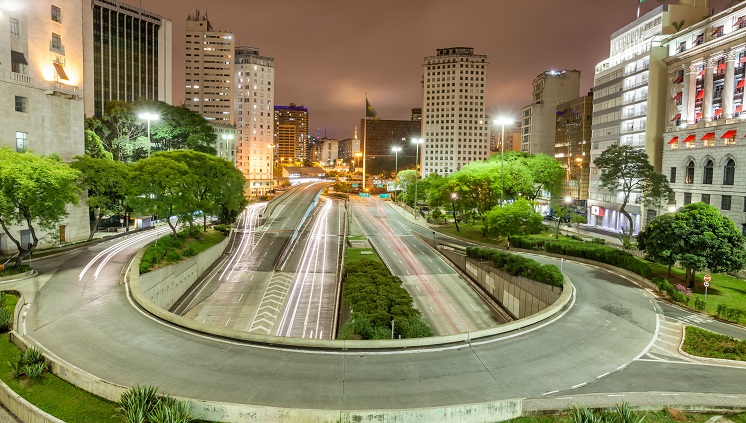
<box><xmin>703</xmin><ymin>274</ymin><xmax>711</xmax><ymax>283</ymax></box>
<box><xmin>703</xmin><ymin>275</ymin><xmax>711</xmax><ymax>303</ymax></box>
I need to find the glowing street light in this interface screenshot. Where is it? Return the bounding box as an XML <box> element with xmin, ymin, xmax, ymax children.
<box><xmin>392</xmin><ymin>146</ymin><xmax>402</xmax><ymax>202</ymax></box>
<box><xmin>138</xmin><ymin>112</ymin><xmax>159</xmax><ymax>157</ymax></box>
<box><xmin>493</xmin><ymin>117</ymin><xmax>514</xmax><ymax>206</ymax></box>
<box><xmin>412</xmin><ymin>138</ymin><xmax>424</xmax><ymax>218</ymax></box>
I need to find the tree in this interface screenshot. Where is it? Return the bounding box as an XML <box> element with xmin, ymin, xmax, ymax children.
<box><xmin>638</xmin><ymin>203</ymin><xmax>746</xmax><ymax>287</ymax></box>
<box><xmin>86</xmin><ymin>101</ymin><xmax>147</xmax><ymax>162</ymax></box>
<box><xmin>142</xmin><ymin>101</ymin><xmax>217</xmax><ymax>155</ymax></box>
<box><xmin>524</xmin><ymin>153</ymin><xmax>565</xmax><ymax>200</ymax></box>
<box><xmin>593</xmin><ymin>145</ymin><xmax>671</xmax><ymax>235</ymax></box>
<box><xmin>637</xmin><ymin>212</ymin><xmax>686</xmax><ymax>277</ymax></box>
<box><xmin>165</xmin><ymin>150</ymin><xmax>247</xmax><ymax>229</ymax></box>
<box><xmin>71</xmin><ymin>156</ymin><xmax>130</xmax><ymax>240</ymax></box>
<box><xmin>0</xmin><ymin>149</ymin><xmax>81</xmax><ymax>265</ymax></box>
<box><xmin>570</xmin><ymin>214</ymin><xmax>588</xmax><ymax>236</ymax></box>
<box><xmin>126</xmin><ymin>155</ymin><xmax>194</xmax><ymax>237</ymax></box>
<box><xmin>84</xmin><ymin>129</ymin><xmax>113</xmax><ymax>160</ymax></box>
<box><xmin>395</xmin><ymin>169</ymin><xmax>418</xmax><ymax>205</ymax></box>
<box><xmin>483</xmin><ymin>198</ymin><xmax>543</xmax><ymax>238</ymax></box>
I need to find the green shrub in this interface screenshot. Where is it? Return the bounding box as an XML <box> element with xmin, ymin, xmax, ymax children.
<box><xmin>340</xmin><ymin>260</ymin><xmax>433</xmax><ymax>340</ymax></box>
<box><xmin>716</xmin><ymin>304</ymin><xmax>745</xmax><ymax>322</ymax></box>
<box><xmin>683</xmin><ymin>326</ymin><xmax>746</xmax><ymax>361</ymax></box>
<box><xmin>466</xmin><ymin>247</ymin><xmax>563</xmax><ymax>287</ymax></box>
<box><xmin>182</xmin><ymin>247</ymin><xmax>197</xmax><ymax>258</ymax></box>
<box><xmin>213</xmin><ymin>224</ymin><xmax>231</xmax><ymax>236</ymax></box>
<box><xmin>165</xmin><ymin>250</ymin><xmax>181</xmax><ymax>263</ymax></box>
<box><xmin>0</xmin><ymin>264</ymin><xmax>31</xmax><ymax>277</ymax></box>
<box><xmin>0</xmin><ymin>307</ymin><xmax>12</xmax><ymax>333</ymax></box>
<box><xmin>119</xmin><ymin>385</ymin><xmax>158</xmax><ymax>423</ymax></box>
<box><xmin>590</xmin><ymin>238</ymin><xmax>606</xmax><ymax>245</ymax></box>
<box><xmin>8</xmin><ymin>347</ymin><xmax>45</xmax><ymax>379</ymax></box>
<box><xmin>693</xmin><ymin>295</ymin><xmax>706</xmax><ymax>311</ymax></box>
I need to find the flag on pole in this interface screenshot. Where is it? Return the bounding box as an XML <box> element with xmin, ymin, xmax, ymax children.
<box><xmin>365</xmin><ymin>98</ymin><xmax>379</xmax><ymax>120</ymax></box>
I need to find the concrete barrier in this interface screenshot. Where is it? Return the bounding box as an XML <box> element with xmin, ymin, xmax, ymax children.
<box><xmin>0</xmin><ymin>378</ymin><xmax>63</xmax><ymax>423</ymax></box>
<box><xmin>139</xmin><ymin>236</ymin><xmax>230</xmax><ymax>310</ymax></box>
<box><xmin>438</xmin><ymin>248</ymin><xmax>562</xmax><ymax>320</ymax></box>
<box><xmin>0</xmin><ymin>270</ymin><xmax>37</xmax><ymax>283</ymax></box>
<box><xmin>343</xmin><ymin>399</ymin><xmax>522</xmax><ymax>423</ymax></box>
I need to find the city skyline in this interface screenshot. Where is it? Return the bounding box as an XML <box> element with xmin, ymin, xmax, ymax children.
<box><xmin>122</xmin><ymin>0</ymin><xmax>728</xmax><ymax>139</ymax></box>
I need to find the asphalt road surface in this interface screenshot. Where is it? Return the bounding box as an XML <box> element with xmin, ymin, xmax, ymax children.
<box><xmin>13</xmin><ymin>207</ymin><xmax>746</xmax><ymax>412</ymax></box>
<box><xmin>350</xmin><ymin>196</ymin><xmax>505</xmax><ymax>335</ymax></box>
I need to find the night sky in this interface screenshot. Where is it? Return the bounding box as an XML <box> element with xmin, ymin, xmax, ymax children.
<box><xmin>123</xmin><ymin>0</ymin><xmax>729</xmax><ymax>139</ymax></box>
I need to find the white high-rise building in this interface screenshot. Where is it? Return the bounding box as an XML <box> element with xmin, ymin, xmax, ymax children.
<box><xmin>421</xmin><ymin>47</ymin><xmax>488</xmax><ymax>177</ymax></box>
<box><xmin>0</xmin><ymin>0</ymin><xmax>89</xmax><ymax>253</ymax></box>
<box><xmin>587</xmin><ymin>0</ymin><xmax>709</xmax><ymax>234</ymax></box>
<box><xmin>235</xmin><ymin>46</ymin><xmax>275</xmax><ymax>196</ymax></box>
<box><xmin>520</xmin><ymin>70</ymin><xmax>581</xmax><ymax>156</ymax></box>
<box><xmin>184</xmin><ymin>10</ymin><xmax>233</xmax><ymax>125</ymax></box>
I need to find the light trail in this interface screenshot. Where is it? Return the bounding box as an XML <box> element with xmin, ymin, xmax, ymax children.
<box><xmin>79</xmin><ymin>226</ymin><xmax>172</xmax><ymax>281</ymax></box>
<box><xmin>276</xmin><ymin>198</ymin><xmax>336</xmax><ymax>339</ymax></box>
<box><xmin>220</xmin><ymin>203</ymin><xmax>265</xmax><ymax>282</ymax></box>
<box><xmin>357</xmin><ymin>198</ymin><xmax>470</xmax><ymax>333</ymax></box>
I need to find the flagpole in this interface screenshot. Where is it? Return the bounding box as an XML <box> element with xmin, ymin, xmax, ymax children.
<box><xmin>363</xmin><ymin>96</ymin><xmax>367</xmax><ymax>191</ymax></box>
<box><xmin>637</xmin><ymin>0</ymin><xmax>641</xmax><ymax>19</ymax></box>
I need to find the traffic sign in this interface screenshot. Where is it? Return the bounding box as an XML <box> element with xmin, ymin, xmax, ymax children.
<box><xmin>352</xmin><ymin>184</ymin><xmax>359</xmax><ymax>188</ymax></box>
<box><xmin>359</xmin><ymin>193</ymin><xmax>370</xmax><ymax>198</ymax></box>
<box><xmin>704</xmin><ymin>281</ymin><xmax>710</xmax><ymax>287</ymax></box>
<box><xmin>704</xmin><ymin>274</ymin><xmax>711</xmax><ymax>283</ymax></box>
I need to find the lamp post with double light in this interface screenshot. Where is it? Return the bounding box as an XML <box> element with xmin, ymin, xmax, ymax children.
<box><xmin>451</xmin><ymin>192</ymin><xmax>460</xmax><ymax>232</ymax></box>
<box><xmin>392</xmin><ymin>146</ymin><xmax>401</xmax><ymax>202</ymax></box>
<box><xmin>138</xmin><ymin>112</ymin><xmax>159</xmax><ymax>157</ymax></box>
<box><xmin>412</xmin><ymin>138</ymin><xmax>423</xmax><ymax>218</ymax></box>
<box><xmin>493</xmin><ymin>117</ymin><xmax>514</xmax><ymax>206</ymax></box>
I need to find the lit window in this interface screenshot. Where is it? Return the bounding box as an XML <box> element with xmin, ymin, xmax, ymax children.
<box><xmin>16</xmin><ymin>132</ymin><xmax>27</xmax><ymax>152</ymax></box>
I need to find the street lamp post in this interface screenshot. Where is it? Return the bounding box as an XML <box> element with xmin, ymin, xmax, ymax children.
<box><xmin>451</xmin><ymin>192</ymin><xmax>460</xmax><ymax>232</ymax></box>
<box><xmin>138</xmin><ymin>112</ymin><xmax>159</xmax><ymax>157</ymax></box>
<box><xmin>392</xmin><ymin>146</ymin><xmax>401</xmax><ymax>202</ymax></box>
<box><xmin>493</xmin><ymin>117</ymin><xmax>514</xmax><ymax>206</ymax></box>
<box><xmin>412</xmin><ymin>138</ymin><xmax>423</xmax><ymax>218</ymax></box>
<box><xmin>354</xmin><ymin>152</ymin><xmax>362</xmax><ymax>180</ymax></box>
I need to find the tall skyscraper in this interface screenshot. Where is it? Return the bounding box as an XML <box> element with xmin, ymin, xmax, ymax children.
<box><xmin>520</xmin><ymin>70</ymin><xmax>581</xmax><ymax>156</ymax></box>
<box><xmin>555</xmin><ymin>93</ymin><xmax>593</xmax><ymax>201</ymax></box>
<box><xmin>183</xmin><ymin>11</ymin><xmax>235</xmax><ymax>163</ymax></box>
<box><xmin>587</xmin><ymin>0</ymin><xmax>708</xmax><ymax>233</ymax></box>
<box><xmin>1</xmin><ymin>0</ymin><xmax>88</xmax><ymax>252</ymax></box>
<box><xmin>184</xmin><ymin>11</ymin><xmax>234</xmax><ymax>125</ymax></box>
<box><xmin>421</xmin><ymin>47</ymin><xmax>488</xmax><ymax>177</ymax></box>
<box><xmin>359</xmin><ymin>118</ymin><xmax>420</xmax><ymax>174</ymax></box>
<box><xmin>82</xmin><ymin>0</ymin><xmax>173</xmax><ymax>118</ymax></box>
<box><xmin>235</xmin><ymin>46</ymin><xmax>275</xmax><ymax>196</ymax></box>
<box><xmin>274</xmin><ymin>104</ymin><xmax>309</xmax><ymax>161</ymax></box>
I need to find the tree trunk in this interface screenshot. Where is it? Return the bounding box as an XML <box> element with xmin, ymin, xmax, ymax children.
<box><xmin>89</xmin><ymin>209</ymin><xmax>104</xmax><ymax>241</ymax></box>
<box><xmin>667</xmin><ymin>264</ymin><xmax>672</xmax><ymax>277</ymax></box>
<box><xmin>203</xmin><ymin>213</ymin><xmax>207</xmax><ymax>232</ymax></box>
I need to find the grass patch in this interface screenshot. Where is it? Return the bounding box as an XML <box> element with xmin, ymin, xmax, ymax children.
<box><xmin>0</xmin><ymin>265</ymin><xmax>31</xmax><ymax>278</ymax></box>
<box><xmin>436</xmin><ymin>221</ymin><xmax>504</xmax><ymax>245</ymax></box>
<box><xmin>648</xmin><ymin>263</ymin><xmax>746</xmax><ymax>324</ymax></box>
<box><xmin>344</xmin><ymin>247</ymin><xmax>382</xmax><ymax>265</ymax></box>
<box><xmin>0</xmin><ymin>294</ymin><xmax>123</xmax><ymax>422</ymax></box>
<box><xmin>140</xmin><ymin>228</ymin><xmax>226</xmax><ymax>274</ymax></box>
<box><xmin>682</xmin><ymin>326</ymin><xmax>746</xmax><ymax>361</ymax></box>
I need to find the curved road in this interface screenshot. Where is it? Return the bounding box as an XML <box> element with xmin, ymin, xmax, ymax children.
<box><xmin>14</xmin><ymin>230</ymin><xmax>745</xmax><ymax>413</ymax></box>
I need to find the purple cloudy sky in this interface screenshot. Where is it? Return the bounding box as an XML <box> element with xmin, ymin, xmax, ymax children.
<box><xmin>123</xmin><ymin>0</ymin><xmax>728</xmax><ymax>139</ymax></box>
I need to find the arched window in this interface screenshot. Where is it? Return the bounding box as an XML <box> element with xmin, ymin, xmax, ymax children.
<box><xmin>685</xmin><ymin>160</ymin><xmax>695</xmax><ymax>184</ymax></box>
<box><xmin>703</xmin><ymin>159</ymin><xmax>714</xmax><ymax>184</ymax></box>
<box><xmin>723</xmin><ymin>159</ymin><xmax>735</xmax><ymax>185</ymax></box>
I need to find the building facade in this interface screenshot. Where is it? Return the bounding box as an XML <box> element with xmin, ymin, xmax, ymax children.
<box><xmin>360</xmin><ymin>118</ymin><xmax>420</xmax><ymax>174</ymax></box>
<box><xmin>82</xmin><ymin>0</ymin><xmax>172</xmax><ymax>118</ymax></box>
<box><xmin>184</xmin><ymin>10</ymin><xmax>233</xmax><ymax>125</ymax></box>
<box><xmin>274</xmin><ymin>104</ymin><xmax>308</xmax><ymax>162</ymax></box>
<box><xmin>490</xmin><ymin>124</ymin><xmax>521</xmax><ymax>154</ymax></box>
<box><xmin>520</xmin><ymin>70</ymin><xmax>581</xmax><ymax>156</ymax></box>
<box><xmin>662</xmin><ymin>1</ymin><xmax>746</xmax><ymax>234</ymax></box>
<box><xmin>235</xmin><ymin>46</ymin><xmax>274</xmax><ymax>196</ymax></box>
<box><xmin>211</xmin><ymin>123</ymin><xmax>236</xmax><ymax>163</ymax></box>
<box><xmin>421</xmin><ymin>47</ymin><xmax>488</xmax><ymax>177</ymax></box>
<box><xmin>587</xmin><ymin>0</ymin><xmax>709</xmax><ymax>234</ymax></box>
<box><xmin>1</xmin><ymin>0</ymin><xmax>89</xmax><ymax>253</ymax></box>
<box><xmin>555</xmin><ymin>93</ymin><xmax>593</xmax><ymax>201</ymax></box>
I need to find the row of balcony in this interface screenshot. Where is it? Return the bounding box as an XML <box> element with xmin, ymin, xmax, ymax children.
<box><xmin>0</xmin><ymin>70</ymin><xmax>32</xmax><ymax>85</ymax></box>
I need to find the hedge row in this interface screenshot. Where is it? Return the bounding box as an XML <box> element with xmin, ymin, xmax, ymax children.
<box><xmin>339</xmin><ymin>260</ymin><xmax>434</xmax><ymax>340</ymax></box>
<box><xmin>465</xmin><ymin>247</ymin><xmax>564</xmax><ymax>287</ymax></box>
<box><xmin>139</xmin><ymin>229</ymin><xmax>198</xmax><ymax>274</ymax></box>
<box><xmin>509</xmin><ymin>236</ymin><xmax>653</xmax><ymax>279</ymax></box>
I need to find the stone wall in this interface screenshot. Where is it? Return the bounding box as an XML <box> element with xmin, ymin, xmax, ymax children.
<box><xmin>438</xmin><ymin>247</ymin><xmax>562</xmax><ymax>319</ymax></box>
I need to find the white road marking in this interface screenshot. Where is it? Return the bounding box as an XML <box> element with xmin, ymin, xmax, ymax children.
<box><xmin>596</xmin><ymin>372</ymin><xmax>609</xmax><ymax>379</ymax></box>
<box><xmin>239</xmin><ymin>294</ymin><xmax>243</xmax><ymax>302</ymax></box>
<box><xmin>607</xmin><ymin>394</ymin><xmax>627</xmax><ymax>397</ymax></box>
<box><xmin>225</xmin><ymin>318</ymin><xmax>231</xmax><ymax>326</ymax></box>
<box><xmin>572</xmin><ymin>382</ymin><xmax>587</xmax><ymax>389</ymax></box>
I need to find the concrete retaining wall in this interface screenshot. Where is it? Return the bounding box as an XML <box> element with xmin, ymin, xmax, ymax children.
<box><xmin>439</xmin><ymin>248</ymin><xmax>562</xmax><ymax>319</ymax></box>
<box><xmin>0</xmin><ymin>378</ymin><xmax>63</xmax><ymax>423</ymax></box>
<box><xmin>139</xmin><ymin>236</ymin><xmax>230</xmax><ymax>310</ymax></box>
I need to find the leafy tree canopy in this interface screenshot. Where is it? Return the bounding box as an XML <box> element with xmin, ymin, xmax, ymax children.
<box><xmin>71</xmin><ymin>156</ymin><xmax>130</xmax><ymax>240</ymax></box>
<box><xmin>0</xmin><ymin>148</ymin><xmax>81</xmax><ymax>264</ymax></box>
